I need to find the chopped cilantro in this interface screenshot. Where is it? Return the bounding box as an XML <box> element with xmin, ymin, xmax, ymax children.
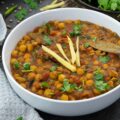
<box><xmin>62</xmin><ymin>29</ymin><xmax>67</xmax><ymax>36</ymax></box>
<box><xmin>50</xmin><ymin>64</ymin><xmax>58</xmax><ymax>72</ymax></box>
<box><xmin>61</xmin><ymin>79</ymin><xmax>83</xmax><ymax>92</ymax></box>
<box><xmin>23</xmin><ymin>63</ymin><xmax>30</xmax><ymax>70</ymax></box>
<box><xmin>14</xmin><ymin>62</ymin><xmax>20</xmax><ymax>69</ymax></box>
<box><xmin>41</xmin><ymin>82</ymin><xmax>49</xmax><ymax>88</ymax></box>
<box><xmin>95</xmin><ymin>80</ymin><xmax>110</xmax><ymax>92</ymax></box>
<box><xmin>70</xmin><ymin>24</ymin><xmax>82</xmax><ymax>37</ymax></box>
<box><xmin>84</xmin><ymin>42</ymin><xmax>90</xmax><ymax>48</ymax></box>
<box><xmin>99</xmin><ymin>56</ymin><xmax>110</xmax><ymax>63</ymax></box>
<box><xmin>15</xmin><ymin>8</ymin><xmax>28</xmax><ymax>21</ymax></box>
<box><xmin>94</xmin><ymin>73</ymin><xmax>104</xmax><ymax>81</ymax></box>
<box><xmin>61</xmin><ymin>79</ymin><xmax>71</xmax><ymax>92</ymax></box>
<box><xmin>92</xmin><ymin>37</ymin><xmax>97</xmax><ymax>42</ymax></box>
<box><xmin>23</xmin><ymin>0</ymin><xmax>38</xmax><ymax>9</ymax></box>
<box><xmin>43</xmin><ymin>35</ymin><xmax>52</xmax><ymax>45</ymax></box>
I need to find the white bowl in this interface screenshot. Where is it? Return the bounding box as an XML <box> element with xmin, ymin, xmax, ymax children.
<box><xmin>2</xmin><ymin>8</ymin><xmax>120</xmax><ymax>116</ymax></box>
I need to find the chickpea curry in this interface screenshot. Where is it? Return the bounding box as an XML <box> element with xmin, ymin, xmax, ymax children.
<box><xmin>10</xmin><ymin>20</ymin><xmax>120</xmax><ymax>101</ymax></box>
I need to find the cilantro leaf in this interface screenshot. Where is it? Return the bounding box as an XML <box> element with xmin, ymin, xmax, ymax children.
<box><xmin>14</xmin><ymin>62</ymin><xmax>20</xmax><ymax>69</ymax></box>
<box><xmin>95</xmin><ymin>81</ymin><xmax>110</xmax><ymax>91</ymax></box>
<box><xmin>61</xmin><ymin>79</ymin><xmax>71</xmax><ymax>92</ymax></box>
<box><xmin>23</xmin><ymin>63</ymin><xmax>30</xmax><ymax>70</ymax></box>
<box><xmin>99</xmin><ymin>56</ymin><xmax>110</xmax><ymax>63</ymax></box>
<box><xmin>84</xmin><ymin>42</ymin><xmax>90</xmax><ymax>48</ymax></box>
<box><xmin>50</xmin><ymin>64</ymin><xmax>58</xmax><ymax>72</ymax></box>
<box><xmin>61</xmin><ymin>79</ymin><xmax>83</xmax><ymax>92</ymax></box>
<box><xmin>70</xmin><ymin>24</ymin><xmax>82</xmax><ymax>37</ymax></box>
<box><xmin>41</xmin><ymin>82</ymin><xmax>49</xmax><ymax>88</ymax></box>
<box><xmin>94</xmin><ymin>72</ymin><xmax>104</xmax><ymax>81</ymax></box>
<box><xmin>15</xmin><ymin>8</ymin><xmax>28</xmax><ymax>21</ymax></box>
<box><xmin>43</xmin><ymin>35</ymin><xmax>52</xmax><ymax>45</ymax></box>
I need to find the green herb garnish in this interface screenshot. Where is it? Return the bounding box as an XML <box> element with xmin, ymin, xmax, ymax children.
<box><xmin>43</xmin><ymin>35</ymin><xmax>52</xmax><ymax>45</ymax></box>
<box><xmin>23</xmin><ymin>0</ymin><xmax>38</xmax><ymax>9</ymax></box>
<box><xmin>70</xmin><ymin>24</ymin><xmax>82</xmax><ymax>37</ymax></box>
<box><xmin>71</xmin><ymin>84</ymin><xmax>83</xmax><ymax>92</ymax></box>
<box><xmin>94</xmin><ymin>72</ymin><xmax>104</xmax><ymax>81</ymax></box>
<box><xmin>95</xmin><ymin>80</ymin><xmax>110</xmax><ymax>92</ymax></box>
<box><xmin>84</xmin><ymin>42</ymin><xmax>90</xmax><ymax>48</ymax></box>
<box><xmin>61</xmin><ymin>79</ymin><xmax>71</xmax><ymax>92</ymax></box>
<box><xmin>50</xmin><ymin>64</ymin><xmax>58</xmax><ymax>72</ymax></box>
<box><xmin>23</xmin><ymin>63</ymin><xmax>30</xmax><ymax>70</ymax></box>
<box><xmin>15</xmin><ymin>8</ymin><xmax>28</xmax><ymax>21</ymax></box>
<box><xmin>62</xmin><ymin>29</ymin><xmax>67</xmax><ymax>36</ymax></box>
<box><xmin>4</xmin><ymin>5</ymin><xmax>17</xmax><ymax>17</ymax></box>
<box><xmin>14</xmin><ymin>62</ymin><xmax>20</xmax><ymax>69</ymax></box>
<box><xmin>92</xmin><ymin>37</ymin><xmax>97</xmax><ymax>42</ymax></box>
<box><xmin>61</xmin><ymin>79</ymin><xmax>83</xmax><ymax>92</ymax></box>
<box><xmin>98</xmin><ymin>0</ymin><xmax>120</xmax><ymax>11</ymax></box>
<box><xmin>16</xmin><ymin>116</ymin><xmax>23</xmax><ymax>120</ymax></box>
<box><xmin>94</xmin><ymin>69</ymin><xmax>110</xmax><ymax>91</ymax></box>
<box><xmin>41</xmin><ymin>82</ymin><xmax>49</xmax><ymax>88</ymax></box>
<box><xmin>46</xmin><ymin>23</ymin><xmax>52</xmax><ymax>33</ymax></box>
<box><xmin>99</xmin><ymin>56</ymin><xmax>110</xmax><ymax>63</ymax></box>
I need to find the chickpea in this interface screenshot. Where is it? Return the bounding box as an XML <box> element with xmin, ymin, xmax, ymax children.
<box><xmin>86</xmin><ymin>80</ymin><xmax>94</xmax><ymax>87</ymax></box>
<box><xmin>36</xmin><ymin>59</ymin><xmax>42</xmax><ymax>65</ymax></box>
<box><xmin>77</xmin><ymin>68</ymin><xmax>84</xmax><ymax>75</ymax></box>
<box><xmin>49</xmin><ymin>71</ymin><xmax>58</xmax><ymax>79</ymax></box>
<box><xmin>58</xmin><ymin>23</ymin><xmax>65</xmax><ymax>29</ymax></box>
<box><xmin>109</xmin><ymin>70</ymin><xmax>118</xmax><ymax>77</ymax></box>
<box><xmin>44</xmin><ymin>89</ymin><xmax>53</xmax><ymax>98</ymax></box>
<box><xmin>24</xmin><ymin>53</ymin><xmax>31</xmax><ymax>59</ymax></box>
<box><xmin>74</xmin><ymin>20</ymin><xmax>80</xmax><ymax>24</ymax></box>
<box><xmin>13</xmin><ymin>73</ymin><xmax>20</xmax><ymax>79</ymax></box>
<box><xmin>93</xmin><ymin>60</ymin><xmax>99</xmax><ymax>65</ymax></box>
<box><xmin>24</xmin><ymin>35</ymin><xmax>31</xmax><ymax>41</ymax></box>
<box><xmin>11</xmin><ymin>50</ymin><xmax>18</xmax><ymax>57</ymax></box>
<box><xmin>37</xmin><ymin>90</ymin><xmax>43</xmax><ymax>95</ymax></box>
<box><xmin>19</xmin><ymin>45</ymin><xmax>26</xmax><ymax>52</ymax></box>
<box><xmin>86</xmin><ymin>73</ymin><xmax>93</xmax><ymax>79</ymax></box>
<box><xmin>28</xmin><ymin>73</ymin><xmax>36</xmax><ymax>80</ymax></box>
<box><xmin>33</xmin><ymin>81</ymin><xmax>40</xmax><ymax>89</ymax></box>
<box><xmin>58</xmin><ymin>74</ymin><xmax>65</xmax><ymax>82</ymax></box>
<box><xmin>10</xmin><ymin>58</ymin><xmax>17</xmax><ymax>64</ymax></box>
<box><xmin>27</xmin><ymin>44</ymin><xmax>33</xmax><ymax>52</ymax></box>
<box><xmin>108</xmin><ymin>81</ymin><xmax>114</xmax><ymax>87</ymax></box>
<box><xmin>56</xmin><ymin>83</ymin><xmax>62</xmax><ymax>89</ymax></box>
<box><xmin>103</xmin><ymin>64</ymin><xmax>109</xmax><ymax>69</ymax></box>
<box><xmin>30</xmin><ymin>65</ymin><xmax>37</xmax><ymax>71</ymax></box>
<box><xmin>60</xmin><ymin>94</ymin><xmax>68</xmax><ymax>101</ymax></box>
<box><xmin>25</xmin><ymin>58</ymin><xmax>30</xmax><ymax>62</ymax></box>
<box><xmin>16</xmin><ymin>77</ymin><xmax>26</xmax><ymax>83</ymax></box>
<box><xmin>35</xmin><ymin>74</ymin><xmax>42</xmax><ymax>81</ymax></box>
<box><xmin>54</xmin><ymin>20</ymin><xmax>59</xmax><ymax>26</ymax></box>
<box><xmin>31</xmin><ymin>86</ymin><xmax>37</xmax><ymax>92</ymax></box>
<box><xmin>93</xmin><ymin>89</ymin><xmax>100</xmax><ymax>95</ymax></box>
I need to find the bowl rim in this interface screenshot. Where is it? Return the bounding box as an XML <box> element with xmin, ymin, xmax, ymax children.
<box><xmin>2</xmin><ymin>7</ymin><xmax>120</xmax><ymax>104</ymax></box>
<box><xmin>77</xmin><ymin>0</ymin><xmax>120</xmax><ymax>14</ymax></box>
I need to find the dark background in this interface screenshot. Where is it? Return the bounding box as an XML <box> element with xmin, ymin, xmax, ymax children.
<box><xmin>0</xmin><ymin>0</ymin><xmax>120</xmax><ymax>120</ymax></box>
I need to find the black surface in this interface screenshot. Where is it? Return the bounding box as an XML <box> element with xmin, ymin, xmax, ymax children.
<box><xmin>1</xmin><ymin>0</ymin><xmax>120</xmax><ymax>120</ymax></box>
<box><xmin>76</xmin><ymin>0</ymin><xmax>120</xmax><ymax>21</ymax></box>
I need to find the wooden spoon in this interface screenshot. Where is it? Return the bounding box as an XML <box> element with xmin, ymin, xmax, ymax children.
<box><xmin>88</xmin><ymin>40</ymin><xmax>120</xmax><ymax>54</ymax></box>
